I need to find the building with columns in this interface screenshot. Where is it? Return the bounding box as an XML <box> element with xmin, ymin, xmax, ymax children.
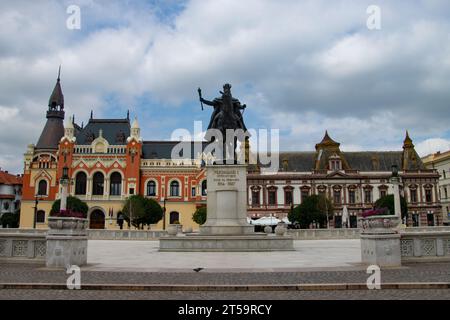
<box><xmin>422</xmin><ymin>150</ymin><xmax>450</xmax><ymax>225</ymax></box>
<box><xmin>20</xmin><ymin>74</ymin><xmax>443</xmax><ymax>230</ymax></box>
<box><xmin>248</xmin><ymin>131</ymin><xmax>442</xmax><ymax>228</ymax></box>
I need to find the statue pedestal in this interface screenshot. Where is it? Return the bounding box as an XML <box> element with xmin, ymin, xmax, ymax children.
<box><xmin>200</xmin><ymin>165</ymin><xmax>254</xmax><ymax>235</ymax></box>
<box><xmin>160</xmin><ymin>165</ymin><xmax>293</xmax><ymax>252</ymax></box>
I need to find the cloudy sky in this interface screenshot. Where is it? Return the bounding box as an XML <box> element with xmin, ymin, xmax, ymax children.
<box><xmin>1</xmin><ymin>0</ymin><xmax>450</xmax><ymax>173</ymax></box>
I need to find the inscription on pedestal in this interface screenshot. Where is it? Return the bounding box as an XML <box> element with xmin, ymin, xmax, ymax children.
<box><xmin>212</xmin><ymin>169</ymin><xmax>240</xmax><ymax>188</ymax></box>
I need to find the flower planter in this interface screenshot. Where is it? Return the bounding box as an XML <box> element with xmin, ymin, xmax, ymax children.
<box><xmin>46</xmin><ymin>217</ymin><xmax>88</xmax><ymax>268</ymax></box>
<box><xmin>47</xmin><ymin>217</ymin><xmax>88</xmax><ymax>236</ymax></box>
<box><xmin>275</xmin><ymin>223</ymin><xmax>287</xmax><ymax>236</ymax></box>
<box><xmin>167</xmin><ymin>224</ymin><xmax>183</xmax><ymax>236</ymax></box>
<box><xmin>360</xmin><ymin>215</ymin><xmax>401</xmax><ymax>234</ymax></box>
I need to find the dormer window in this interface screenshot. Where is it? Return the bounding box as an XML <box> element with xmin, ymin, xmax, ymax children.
<box><xmin>329</xmin><ymin>154</ymin><xmax>342</xmax><ymax>171</ymax></box>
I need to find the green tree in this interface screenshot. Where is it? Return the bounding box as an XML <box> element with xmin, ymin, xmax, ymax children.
<box><xmin>288</xmin><ymin>195</ymin><xmax>334</xmax><ymax>229</ymax></box>
<box><xmin>50</xmin><ymin>196</ymin><xmax>89</xmax><ymax>218</ymax></box>
<box><xmin>122</xmin><ymin>195</ymin><xmax>163</xmax><ymax>229</ymax></box>
<box><xmin>192</xmin><ymin>207</ymin><xmax>207</xmax><ymax>225</ymax></box>
<box><xmin>0</xmin><ymin>211</ymin><xmax>20</xmax><ymax>228</ymax></box>
<box><xmin>374</xmin><ymin>194</ymin><xmax>408</xmax><ymax>219</ymax></box>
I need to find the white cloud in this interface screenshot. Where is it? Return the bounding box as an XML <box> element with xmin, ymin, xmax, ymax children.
<box><xmin>416</xmin><ymin>138</ymin><xmax>450</xmax><ymax>157</ymax></box>
<box><xmin>1</xmin><ymin>0</ymin><xmax>450</xmax><ymax>173</ymax></box>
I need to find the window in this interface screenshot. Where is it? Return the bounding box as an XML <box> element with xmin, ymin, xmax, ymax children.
<box><xmin>92</xmin><ymin>172</ymin><xmax>104</xmax><ymax>196</ymax></box>
<box><xmin>348</xmin><ymin>190</ymin><xmax>356</xmax><ymax>204</ymax></box>
<box><xmin>191</xmin><ymin>187</ymin><xmax>196</xmax><ymax>197</ymax></box>
<box><xmin>129</xmin><ymin>188</ymin><xmax>135</xmax><ymax>195</ymax></box>
<box><xmin>36</xmin><ymin>210</ymin><xmax>45</xmax><ymax>223</ymax></box>
<box><xmin>427</xmin><ymin>213</ymin><xmax>435</xmax><ymax>226</ymax></box>
<box><xmin>301</xmin><ymin>190</ymin><xmax>309</xmax><ymax>203</ymax></box>
<box><xmin>443</xmin><ymin>170</ymin><xmax>446</xmax><ymax>179</ymax></box>
<box><xmin>252</xmin><ymin>190</ymin><xmax>260</xmax><ymax>207</ymax></box>
<box><xmin>364</xmin><ymin>190</ymin><xmax>372</xmax><ymax>204</ymax></box>
<box><xmin>3</xmin><ymin>202</ymin><xmax>10</xmax><ymax>211</ymax></box>
<box><xmin>445</xmin><ymin>187</ymin><xmax>448</xmax><ymax>199</ymax></box>
<box><xmin>170</xmin><ymin>211</ymin><xmax>180</xmax><ymax>224</ymax></box>
<box><xmin>380</xmin><ymin>190</ymin><xmax>387</xmax><ymax>198</ymax></box>
<box><xmin>75</xmin><ymin>172</ymin><xmax>87</xmax><ymax>195</ymax></box>
<box><xmin>147</xmin><ymin>181</ymin><xmax>157</xmax><ymax>197</ymax></box>
<box><xmin>333</xmin><ymin>190</ymin><xmax>341</xmax><ymax>204</ymax></box>
<box><xmin>268</xmin><ymin>190</ymin><xmax>277</xmax><ymax>205</ymax></box>
<box><xmin>425</xmin><ymin>189</ymin><xmax>433</xmax><ymax>203</ymax></box>
<box><xmin>285</xmin><ymin>190</ymin><xmax>293</xmax><ymax>205</ymax></box>
<box><xmin>412</xmin><ymin>213</ymin><xmax>419</xmax><ymax>227</ymax></box>
<box><xmin>170</xmin><ymin>181</ymin><xmax>180</xmax><ymax>197</ymax></box>
<box><xmin>410</xmin><ymin>189</ymin><xmax>418</xmax><ymax>203</ymax></box>
<box><xmin>110</xmin><ymin>172</ymin><xmax>122</xmax><ymax>196</ymax></box>
<box><xmin>38</xmin><ymin>180</ymin><xmax>47</xmax><ymax>196</ymax></box>
<box><xmin>201</xmin><ymin>180</ymin><xmax>207</xmax><ymax>196</ymax></box>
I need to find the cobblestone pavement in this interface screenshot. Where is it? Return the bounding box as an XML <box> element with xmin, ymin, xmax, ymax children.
<box><xmin>0</xmin><ymin>262</ymin><xmax>449</xmax><ymax>285</ymax></box>
<box><xmin>0</xmin><ymin>289</ymin><xmax>449</xmax><ymax>300</ymax></box>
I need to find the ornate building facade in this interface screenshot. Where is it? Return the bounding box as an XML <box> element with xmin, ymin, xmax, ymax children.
<box><xmin>422</xmin><ymin>150</ymin><xmax>450</xmax><ymax>225</ymax></box>
<box><xmin>248</xmin><ymin>132</ymin><xmax>442</xmax><ymax>227</ymax></box>
<box><xmin>20</xmin><ymin>75</ymin><xmax>207</xmax><ymax>230</ymax></box>
<box><xmin>20</xmin><ymin>75</ymin><xmax>443</xmax><ymax>229</ymax></box>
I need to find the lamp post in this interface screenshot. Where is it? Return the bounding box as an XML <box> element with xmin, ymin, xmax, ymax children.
<box><xmin>163</xmin><ymin>198</ymin><xmax>167</xmax><ymax>230</ymax></box>
<box><xmin>33</xmin><ymin>195</ymin><xmax>40</xmax><ymax>229</ymax></box>
<box><xmin>60</xmin><ymin>166</ymin><xmax>70</xmax><ymax>212</ymax></box>
<box><xmin>390</xmin><ymin>164</ymin><xmax>402</xmax><ymax>220</ymax></box>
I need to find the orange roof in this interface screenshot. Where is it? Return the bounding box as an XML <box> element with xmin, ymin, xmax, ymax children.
<box><xmin>0</xmin><ymin>171</ymin><xmax>22</xmax><ymax>185</ymax></box>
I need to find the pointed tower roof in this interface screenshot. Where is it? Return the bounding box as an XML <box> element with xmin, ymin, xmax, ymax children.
<box><xmin>401</xmin><ymin>131</ymin><xmax>425</xmax><ymax>170</ymax></box>
<box><xmin>403</xmin><ymin>130</ymin><xmax>414</xmax><ymax>148</ymax></box>
<box><xmin>131</xmin><ymin>116</ymin><xmax>139</xmax><ymax>129</ymax></box>
<box><xmin>315</xmin><ymin>130</ymin><xmax>340</xmax><ymax>150</ymax></box>
<box><xmin>36</xmin><ymin>69</ymin><xmax>65</xmax><ymax>150</ymax></box>
<box><xmin>48</xmin><ymin>66</ymin><xmax>64</xmax><ymax>110</ymax></box>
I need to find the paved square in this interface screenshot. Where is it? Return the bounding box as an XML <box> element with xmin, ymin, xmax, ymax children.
<box><xmin>84</xmin><ymin>239</ymin><xmax>362</xmax><ymax>272</ymax></box>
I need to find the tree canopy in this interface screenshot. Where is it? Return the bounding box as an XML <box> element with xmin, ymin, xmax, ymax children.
<box><xmin>122</xmin><ymin>195</ymin><xmax>163</xmax><ymax>229</ymax></box>
<box><xmin>50</xmin><ymin>196</ymin><xmax>88</xmax><ymax>218</ymax></box>
<box><xmin>192</xmin><ymin>207</ymin><xmax>207</xmax><ymax>225</ymax></box>
<box><xmin>374</xmin><ymin>194</ymin><xmax>408</xmax><ymax>219</ymax></box>
<box><xmin>288</xmin><ymin>195</ymin><xmax>334</xmax><ymax>229</ymax></box>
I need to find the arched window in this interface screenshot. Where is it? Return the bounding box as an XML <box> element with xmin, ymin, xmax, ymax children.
<box><xmin>92</xmin><ymin>172</ymin><xmax>104</xmax><ymax>196</ymax></box>
<box><xmin>170</xmin><ymin>211</ymin><xmax>180</xmax><ymax>224</ymax></box>
<box><xmin>147</xmin><ymin>180</ymin><xmax>156</xmax><ymax>197</ymax></box>
<box><xmin>170</xmin><ymin>181</ymin><xmax>180</xmax><ymax>197</ymax></box>
<box><xmin>75</xmin><ymin>172</ymin><xmax>87</xmax><ymax>195</ymax></box>
<box><xmin>201</xmin><ymin>180</ymin><xmax>207</xmax><ymax>196</ymax></box>
<box><xmin>36</xmin><ymin>210</ymin><xmax>46</xmax><ymax>223</ymax></box>
<box><xmin>110</xmin><ymin>172</ymin><xmax>122</xmax><ymax>196</ymax></box>
<box><xmin>37</xmin><ymin>180</ymin><xmax>47</xmax><ymax>196</ymax></box>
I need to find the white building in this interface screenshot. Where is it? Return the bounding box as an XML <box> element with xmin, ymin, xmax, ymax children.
<box><xmin>422</xmin><ymin>150</ymin><xmax>450</xmax><ymax>225</ymax></box>
<box><xmin>0</xmin><ymin>169</ymin><xmax>23</xmax><ymax>226</ymax></box>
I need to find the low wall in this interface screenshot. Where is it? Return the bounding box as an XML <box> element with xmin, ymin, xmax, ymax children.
<box><xmin>400</xmin><ymin>231</ymin><xmax>450</xmax><ymax>263</ymax></box>
<box><xmin>287</xmin><ymin>228</ymin><xmax>361</xmax><ymax>239</ymax></box>
<box><xmin>0</xmin><ymin>233</ymin><xmax>46</xmax><ymax>263</ymax></box>
<box><xmin>87</xmin><ymin>229</ymin><xmax>168</xmax><ymax>240</ymax></box>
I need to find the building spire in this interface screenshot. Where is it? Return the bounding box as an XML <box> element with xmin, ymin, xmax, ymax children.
<box><xmin>48</xmin><ymin>66</ymin><xmax>64</xmax><ymax>111</ymax></box>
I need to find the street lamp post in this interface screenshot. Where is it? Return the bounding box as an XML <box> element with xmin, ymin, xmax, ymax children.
<box><xmin>33</xmin><ymin>195</ymin><xmax>39</xmax><ymax>229</ymax></box>
<box><xmin>390</xmin><ymin>164</ymin><xmax>402</xmax><ymax>220</ymax></box>
<box><xmin>163</xmin><ymin>198</ymin><xmax>167</xmax><ymax>230</ymax></box>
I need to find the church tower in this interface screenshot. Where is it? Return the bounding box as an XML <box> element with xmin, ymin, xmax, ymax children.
<box><xmin>35</xmin><ymin>67</ymin><xmax>65</xmax><ymax>151</ymax></box>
